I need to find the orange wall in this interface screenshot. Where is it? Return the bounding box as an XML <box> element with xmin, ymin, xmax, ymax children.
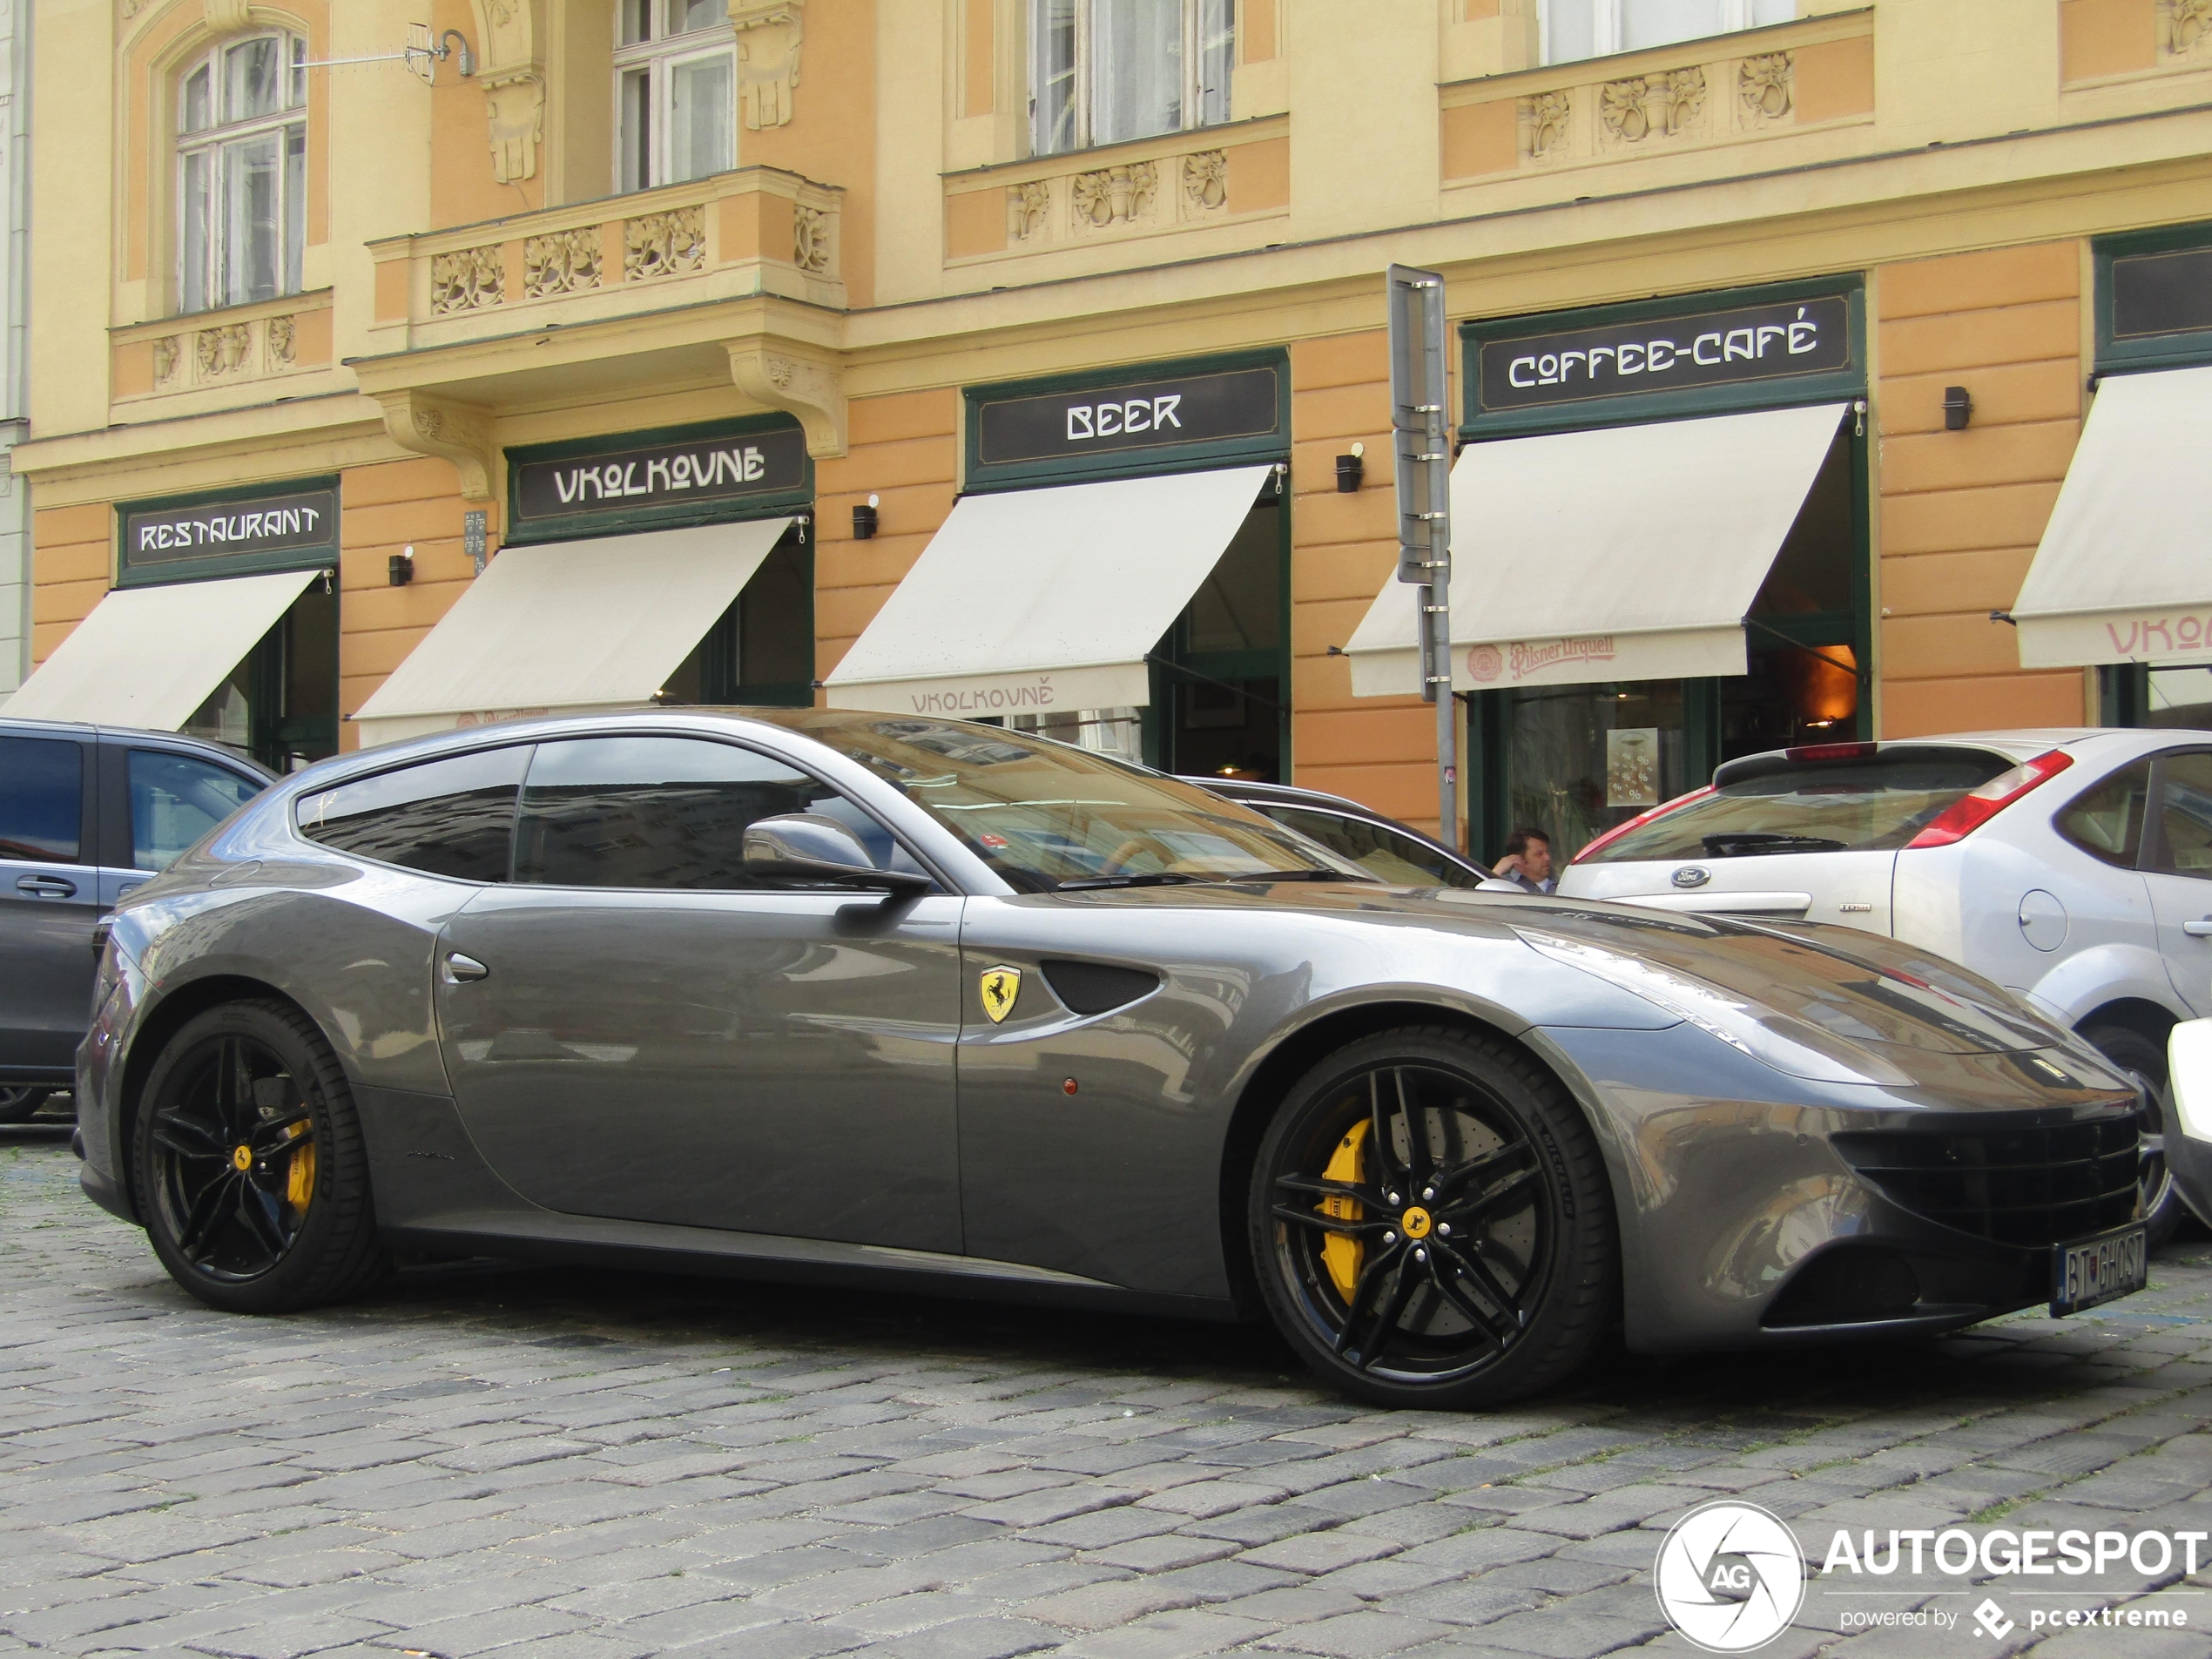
<box><xmin>1875</xmin><ymin>242</ymin><xmax>2090</xmax><ymax>736</ymax></box>
<box><xmin>812</xmin><ymin>389</ymin><xmax>960</xmax><ymax>688</ymax></box>
<box><xmin>1286</xmin><ymin>334</ymin><xmax>1440</xmax><ymax>836</ymax></box>
<box><xmin>30</xmin><ymin>506</ymin><xmax>113</xmax><ymax>667</ymax></box>
<box><xmin>337</xmin><ymin>458</ymin><xmax>482</xmax><ymax>749</ymax></box>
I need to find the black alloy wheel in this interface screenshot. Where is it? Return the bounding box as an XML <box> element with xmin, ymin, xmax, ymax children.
<box><xmin>0</xmin><ymin>1086</ymin><xmax>52</xmax><ymax>1125</ymax></box>
<box><xmin>132</xmin><ymin>1001</ymin><xmax>385</xmax><ymax>1313</ymax></box>
<box><xmin>1251</xmin><ymin>1025</ymin><xmax>1616</xmax><ymax>1409</ymax></box>
<box><xmin>2081</xmin><ymin>1022</ymin><xmax>2184</xmax><ymax>1249</ymax></box>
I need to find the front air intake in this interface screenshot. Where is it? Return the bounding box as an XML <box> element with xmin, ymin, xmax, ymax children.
<box><xmin>1041</xmin><ymin>960</ymin><xmax>1161</xmax><ymax>1016</ymax></box>
<box><xmin>1831</xmin><ymin>1116</ymin><xmax>2138</xmax><ymax>1249</ymax></box>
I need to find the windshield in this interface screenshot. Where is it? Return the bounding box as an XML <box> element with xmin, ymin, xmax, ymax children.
<box><xmin>1580</xmin><ymin>745</ymin><xmax>2014</xmax><ymax>863</ymax></box>
<box><xmin>802</xmin><ymin>718</ymin><xmax>1372</xmax><ymax>894</ymax></box>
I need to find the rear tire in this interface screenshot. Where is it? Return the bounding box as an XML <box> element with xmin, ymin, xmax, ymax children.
<box><xmin>1248</xmin><ymin>1025</ymin><xmax>1616</xmax><ymax>1409</ymax></box>
<box><xmin>2081</xmin><ymin>1022</ymin><xmax>2184</xmax><ymax>1250</ymax></box>
<box><xmin>0</xmin><ymin>1087</ymin><xmax>51</xmax><ymax>1125</ymax></box>
<box><xmin>132</xmin><ymin>1000</ymin><xmax>386</xmax><ymax>1313</ymax></box>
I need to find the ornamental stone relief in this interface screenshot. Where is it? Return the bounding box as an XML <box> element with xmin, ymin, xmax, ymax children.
<box><xmin>1520</xmin><ymin>90</ymin><xmax>1572</xmax><ymax>161</ymax></box>
<box><xmin>2161</xmin><ymin>0</ymin><xmax>2212</xmax><ymax>57</ymax></box>
<box><xmin>1007</xmin><ymin>180</ymin><xmax>1051</xmax><ymax>242</ymax></box>
<box><xmin>624</xmin><ymin>206</ymin><xmax>706</xmax><ymax>280</ymax></box>
<box><xmin>792</xmin><ymin>205</ymin><xmax>832</xmax><ymax>275</ymax></box>
<box><xmin>1184</xmin><ymin>151</ymin><xmax>1227</xmax><ymax>212</ymax></box>
<box><xmin>266</xmin><ymin>314</ymin><xmax>296</xmax><ymax>368</ymax></box>
<box><xmin>196</xmin><ymin>324</ymin><xmax>251</xmax><ymax>377</ymax></box>
<box><xmin>431</xmin><ymin>246</ymin><xmax>505</xmax><ymax>314</ymax></box>
<box><xmin>523</xmin><ymin>226</ymin><xmax>603</xmax><ymax>298</ymax></box>
<box><xmin>151</xmin><ymin>335</ymin><xmax>179</xmax><ymax>387</ymax></box>
<box><xmin>1599</xmin><ymin>66</ymin><xmax>1707</xmax><ymax>145</ymax></box>
<box><xmin>732</xmin><ymin>0</ymin><xmax>804</xmax><ymax>130</ymax></box>
<box><xmin>1738</xmin><ymin>52</ymin><xmax>1791</xmax><ymax>121</ymax></box>
<box><xmin>1071</xmin><ymin>161</ymin><xmax>1158</xmax><ymax>230</ymax></box>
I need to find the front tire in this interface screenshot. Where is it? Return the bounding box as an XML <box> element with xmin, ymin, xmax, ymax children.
<box><xmin>132</xmin><ymin>1000</ymin><xmax>385</xmax><ymax>1313</ymax></box>
<box><xmin>1249</xmin><ymin>1025</ymin><xmax>1616</xmax><ymax>1409</ymax></box>
<box><xmin>2080</xmin><ymin>1022</ymin><xmax>2184</xmax><ymax>1249</ymax></box>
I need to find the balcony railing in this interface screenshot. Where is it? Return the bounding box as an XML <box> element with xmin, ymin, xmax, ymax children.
<box><xmin>366</xmin><ymin>167</ymin><xmax>844</xmax><ymax>354</ymax></box>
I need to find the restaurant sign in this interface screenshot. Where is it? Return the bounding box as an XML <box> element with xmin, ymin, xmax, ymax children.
<box><xmin>512</xmin><ymin>422</ymin><xmax>810</xmax><ymax>535</ymax></box>
<box><xmin>971</xmin><ymin>363</ymin><xmax>1283</xmax><ymax>473</ymax></box>
<box><xmin>1474</xmin><ymin>294</ymin><xmax>1853</xmax><ymax>415</ymax></box>
<box><xmin>123</xmin><ymin>486</ymin><xmax>338</xmax><ymax>574</ymax></box>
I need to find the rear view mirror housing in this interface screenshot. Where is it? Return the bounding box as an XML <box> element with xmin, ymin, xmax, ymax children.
<box><xmin>742</xmin><ymin>813</ymin><xmax>931</xmax><ymax>893</ymax></box>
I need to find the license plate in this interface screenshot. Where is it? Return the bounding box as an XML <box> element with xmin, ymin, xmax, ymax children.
<box><xmin>2050</xmin><ymin>1224</ymin><xmax>2148</xmax><ymax>1317</ymax></box>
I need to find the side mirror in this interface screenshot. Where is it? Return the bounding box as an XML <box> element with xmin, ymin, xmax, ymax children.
<box><xmin>743</xmin><ymin>813</ymin><xmax>931</xmax><ymax>893</ymax></box>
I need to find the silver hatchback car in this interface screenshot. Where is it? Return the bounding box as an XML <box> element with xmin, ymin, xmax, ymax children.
<box><xmin>1557</xmin><ymin>729</ymin><xmax>2212</xmax><ymax>1238</ymax></box>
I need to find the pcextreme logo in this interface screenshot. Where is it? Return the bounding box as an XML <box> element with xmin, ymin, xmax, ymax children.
<box><xmin>1654</xmin><ymin>1501</ymin><xmax>1806</xmax><ymax>1653</ymax></box>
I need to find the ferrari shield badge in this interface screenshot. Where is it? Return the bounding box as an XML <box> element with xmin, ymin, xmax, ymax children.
<box><xmin>980</xmin><ymin>965</ymin><xmax>1022</xmax><ymax>1024</ymax></box>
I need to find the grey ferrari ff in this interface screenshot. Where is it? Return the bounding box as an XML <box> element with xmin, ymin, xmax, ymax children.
<box><xmin>77</xmin><ymin>711</ymin><xmax>2154</xmax><ymax>1409</ymax></box>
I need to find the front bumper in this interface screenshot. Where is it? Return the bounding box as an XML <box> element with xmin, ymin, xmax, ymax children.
<box><xmin>1535</xmin><ymin>1022</ymin><xmax>2143</xmax><ymax>1353</ymax></box>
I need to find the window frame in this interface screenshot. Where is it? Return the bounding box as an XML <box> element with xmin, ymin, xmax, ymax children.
<box><xmin>2145</xmin><ymin>748</ymin><xmax>2212</xmax><ymax>883</ymax></box>
<box><xmin>1539</xmin><ymin>0</ymin><xmax>1786</xmax><ymax>67</ymax></box>
<box><xmin>1028</xmin><ymin>0</ymin><xmax>1236</xmax><ymax>159</ymax></box>
<box><xmin>613</xmin><ymin>0</ymin><xmax>739</xmax><ymax>194</ymax></box>
<box><xmin>293</xmin><ymin>744</ymin><xmax>535</xmax><ymax>886</ymax></box>
<box><xmin>174</xmin><ymin>30</ymin><xmax>309</xmax><ymax>316</ymax></box>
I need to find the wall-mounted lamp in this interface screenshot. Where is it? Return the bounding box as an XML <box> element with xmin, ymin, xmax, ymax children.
<box><xmin>853</xmin><ymin>494</ymin><xmax>880</xmax><ymax>540</ymax></box>
<box><xmin>1943</xmin><ymin>386</ymin><xmax>1973</xmax><ymax>430</ymax></box>
<box><xmin>388</xmin><ymin>545</ymin><xmax>415</xmax><ymax>586</ymax></box>
<box><xmin>1336</xmin><ymin>442</ymin><xmax>1365</xmax><ymax>493</ymax></box>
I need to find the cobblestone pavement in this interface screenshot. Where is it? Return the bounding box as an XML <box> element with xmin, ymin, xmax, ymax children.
<box><xmin>4</xmin><ymin>1124</ymin><xmax>2211</xmax><ymax>1659</ymax></box>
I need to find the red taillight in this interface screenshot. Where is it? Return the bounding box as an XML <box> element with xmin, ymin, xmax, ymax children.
<box><xmin>1905</xmin><ymin>749</ymin><xmax>2074</xmax><ymax>849</ymax></box>
<box><xmin>1782</xmin><ymin>740</ymin><xmax>1878</xmax><ymax>763</ymax></box>
<box><xmin>1572</xmin><ymin>785</ymin><xmax>1717</xmax><ymax>864</ymax></box>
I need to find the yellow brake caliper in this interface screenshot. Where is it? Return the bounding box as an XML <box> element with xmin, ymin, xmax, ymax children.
<box><xmin>283</xmin><ymin>1124</ymin><xmax>316</xmax><ymax>1213</ymax></box>
<box><xmin>1318</xmin><ymin>1119</ymin><xmax>1370</xmax><ymax>1298</ymax></box>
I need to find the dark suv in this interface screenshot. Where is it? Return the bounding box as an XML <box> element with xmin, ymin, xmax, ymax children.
<box><xmin>0</xmin><ymin>718</ymin><xmax>271</xmax><ymax>1121</ymax></box>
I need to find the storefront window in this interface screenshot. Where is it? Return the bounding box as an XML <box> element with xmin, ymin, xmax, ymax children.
<box><xmin>660</xmin><ymin>528</ymin><xmax>813</xmax><ymax>707</ymax></box>
<box><xmin>179</xmin><ymin>582</ymin><xmax>338</xmax><ymax>772</ymax></box>
<box><xmin>1155</xmin><ymin>495</ymin><xmax>1283</xmax><ymax>781</ymax></box>
<box><xmin>1501</xmin><ymin>681</ymin><xmax>1686</xmax><ymax>862</ymax></box>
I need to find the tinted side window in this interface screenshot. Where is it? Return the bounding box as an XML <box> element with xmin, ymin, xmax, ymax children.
<box><xmin>297</xmin><ymin>747</ymin><xmax>529</xmax><ymax>881</ymax></box>
<box><xmin>2150</xmin><ymin>752</ymin><xmax>2212</xmax><ymax>880</ymax></box>
<box><xmin>2056</xmin><ymin>761</ymin><xmax>2151</xmax><ymax>869</ymax></box>
<box><xmin>1269</xmin><ymin>806</ymin><xmax>1466</xmax><ymax>887</ymax></box>
<box><xmin>128</xmin><ymin>751</ymin><xmax>262</xmax><ymax>872</ymax></box>
<box><xmin>0</xmin><ymin>737</ymin><xmax>84</xmax><ymax>863</ymax></box>
<box><xmin>514</xmin><ymin>736</ymin><xmax>920</xmax><ymax>890</ymax></box>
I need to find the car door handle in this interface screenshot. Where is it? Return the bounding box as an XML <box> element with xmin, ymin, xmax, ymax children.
<box><xmin>16</xmin><ymin>874</ymin><xmax>77</xmax><ymax>899</ymax></box>
<box><xmin>443</xmin><ymin>953</ymin><xmax>489</xmax><ymax>983</ymax></box>
<box><xmin>2185</xmin><ymin>921</ymin><xmax>2212</xmax><ymax>937</ymax></box>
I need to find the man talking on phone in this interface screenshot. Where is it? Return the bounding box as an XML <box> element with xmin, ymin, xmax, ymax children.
<box><xmin>1492</xmin><ymin>827</ymin><xmax>1555</xmax><ymax>894</ymax></box>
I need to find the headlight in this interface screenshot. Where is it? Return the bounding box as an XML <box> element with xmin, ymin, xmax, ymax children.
<box><xmin>1515</xmin><ymin>928</ymin><xmax>1913</xmax><ymax>1087</ymax></box>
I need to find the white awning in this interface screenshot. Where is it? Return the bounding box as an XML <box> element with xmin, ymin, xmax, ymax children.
<box><xmin>825</xmin><ymin>465</ymin><xmax>1275</xmax><ymax>716</ymax></box>
<box><xmin>352</xmin><ymin>517</ymin><xmax>792</xmax><ymax>748</ymax></box>
<box><xmin>1345</xmin><ymin>402</ymin><xmax>1849</xmax><ymax>696</ymax></box>
<box><xmin>3</xmin><ymin>568</ymin><xmax>320</xmax><ymax>730</ymax></box>
<box><xmin>2014</xmin><ymin>364</ymin><xmax>2212</xmax><ymax>669</ymax></box>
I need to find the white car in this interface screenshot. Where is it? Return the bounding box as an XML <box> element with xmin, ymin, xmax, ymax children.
<box><xmin>2171</xmin><ymin>1013</ymin><xmax>2212</xmax><ymax>1228</ymax></box>
<box><xmin>1558</xmin><ymin>729</ymin><xmax>2212</xmax><ymax>1241</ymax></box>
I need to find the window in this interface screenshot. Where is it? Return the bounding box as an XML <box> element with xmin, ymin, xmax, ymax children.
<box><xmin>127</xmin><ymin>752</ymin><xmax>262</xmax><ymax>873</ymax></box>
<box><xmin>0</xmin><ymin>738</ymin><xmax>84</xmax><ymax>865</ymax></box>
<box><xmin>512</xmin><ymin>736</ymin><xmax>920</xmax><ymax>890</ymax></box>
<box><xmin>296</xmin><ymin>747</ymin><xmax>530</xmax><ymax>882</ymax></box>
<box><xmin>178</xmin><ymin>32</ymin><xmax>307</xmax><ymax>314</ymax></box>
<box><xmin>1264</xmin><ymin>807</ymin><xmax>1480</xmax><ymax>888</ymax></box>
<box><xmin>1540</xmin><ymin>0</ymin><xmax>1796</xmax><ymax>66</ymax></box>
<box><xmin>616</xmin><ymin>0</ymin><xmax>737</xmax><ymax>193</ymax></box>
<box><xmin>1031</xmin><ymin>0</ymin><xmax>1234</xmax><ymax>158</ymax></box>
<box><xmin>2149</xmin><ymin>752</ymin><xmax>2212</xmax><ymax>880</ymax></box>
<box><xmin>2056</xmin><ymin>762</ymin><xmax>2150</xmax><ymax>870</ymax></box>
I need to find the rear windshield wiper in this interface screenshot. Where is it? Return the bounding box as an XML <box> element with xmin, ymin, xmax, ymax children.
<box><xmin>1055</xmin><ymin>871</ymin><xmax>1211</xmax><ymax>891</ymax></box>
<box><xmin>1700</xmin><ymin>832</ymin><xmax>1849</xmax><ymax>857</ymax></box>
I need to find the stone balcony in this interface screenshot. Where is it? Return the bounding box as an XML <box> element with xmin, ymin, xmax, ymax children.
<box><xmin>366</xmin><ymin>167</ymin><xmax>845</xmax><ymax>354</ymax></box>
<box><xmin>353</xmin><ymin>168</ymin><xmax>850</xmax><ymax>496</ymax></box>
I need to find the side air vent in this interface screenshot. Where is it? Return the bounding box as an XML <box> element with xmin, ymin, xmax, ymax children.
<box><xmin>1041</xmin><ymin>959</ymin><xmax>1162</xmax><ymax>1016</ymax></box>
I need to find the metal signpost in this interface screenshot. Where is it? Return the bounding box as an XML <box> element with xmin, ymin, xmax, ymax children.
<box><xmin>1387</xmin><ymin>264</ymin><xmax>1459</xmax><ymax>853</ymax></box>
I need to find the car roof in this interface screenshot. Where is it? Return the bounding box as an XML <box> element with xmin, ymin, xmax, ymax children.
<box><xmin>1179</xmin><ymin>776</ymin><xmax>1380</xmax><ymax>814</ymax></box>
<box><xmin>0</xmin><ymin>713</ymin><xmax>275</xmax><ymax>777</ymax></box>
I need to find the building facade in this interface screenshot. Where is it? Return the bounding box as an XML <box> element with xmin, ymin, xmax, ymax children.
<box><xmin>13</xmin><ymin>0</ymin><xmax>2212</xmax><ymax>861</ymax></box>
<box><xmin>0</xmin><ymin>0</ymin><xmax>29</xmax><ymax>694</ymax></box>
